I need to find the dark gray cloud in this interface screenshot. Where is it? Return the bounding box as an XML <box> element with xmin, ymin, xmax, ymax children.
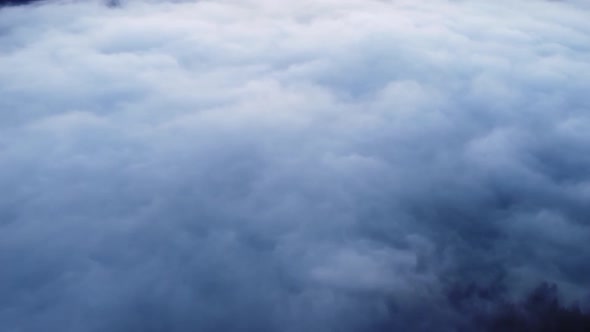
<box><xmin>1</xmin><ymin>0</ymin><xmax>590</xmax><ymax>331</ymax></box>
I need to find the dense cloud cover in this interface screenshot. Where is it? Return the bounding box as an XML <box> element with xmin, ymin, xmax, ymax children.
<box><xmin>1</xmin><ymin>0</ymin><xmax>590</xmax><ymax>331</ymax></box>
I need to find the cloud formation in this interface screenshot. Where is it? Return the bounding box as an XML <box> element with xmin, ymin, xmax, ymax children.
<box><xmin>1</xmin><ymin>0</ymin><xmax>590</xmax><ymax>331</ymax></box>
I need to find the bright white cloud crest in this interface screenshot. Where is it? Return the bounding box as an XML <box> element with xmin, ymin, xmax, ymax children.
<box><xmin>1</xmin><ymin>0</ymin><xmax>590</xmax><ymax>331</ymax></box>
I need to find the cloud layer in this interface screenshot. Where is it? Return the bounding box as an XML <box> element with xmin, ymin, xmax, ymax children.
<box><xmin>1</xmin><ymin>0</ymin><xmax>590</xmax><ymax>331</ymax></box>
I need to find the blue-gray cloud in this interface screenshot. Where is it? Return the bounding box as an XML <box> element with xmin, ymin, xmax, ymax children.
<box><xmin>1</xmin><ymin>0</ymin><xmax>590</xmax><ymax>331</ymax></box>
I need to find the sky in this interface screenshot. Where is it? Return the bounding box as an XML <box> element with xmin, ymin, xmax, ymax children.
<box><xmin>1</xmin><ymin>0</ymin><xmax>590</xmax><ymax>331</ymax></box>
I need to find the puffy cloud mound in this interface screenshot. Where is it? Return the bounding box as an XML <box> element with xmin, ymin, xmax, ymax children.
<box><xmin>1</xmin><ymin>0</ymin><xmax>590</xmax><ymax>331</ymax></box>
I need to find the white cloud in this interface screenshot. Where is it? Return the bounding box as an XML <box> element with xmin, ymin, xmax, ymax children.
<box><xmin>1</xmin><ymin>0</ymin><xmax>590</xmax><ymax>331</ymax></box>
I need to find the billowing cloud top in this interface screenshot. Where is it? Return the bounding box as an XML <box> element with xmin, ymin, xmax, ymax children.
<box><xmin>1</xmin><ymin>0</ymin><xmax>590</xmax><ymax>331</ymax></box>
